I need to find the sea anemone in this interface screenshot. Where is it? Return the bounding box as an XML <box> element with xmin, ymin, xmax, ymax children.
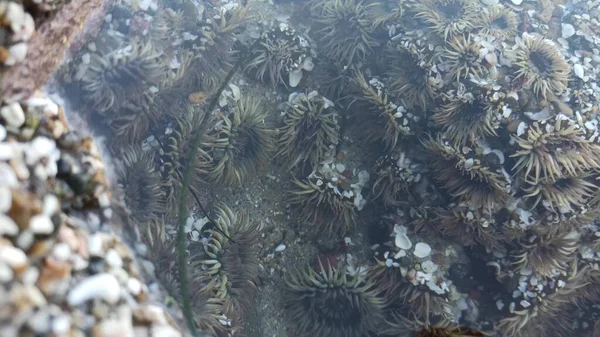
<box><xmin>372</xmin><ymin>152</ymin><xmax>422</xmax><ymax>207</ymax></box>
<box><xmin>439</xmin><ymin>34</ymin><xmax>487</xmax><ymax>82</ymax></box>
<box><xmin>310</xmin><ymin>0</ymin><xmax>377</xmax><ymax>66</ymax></box>
<box><xmin>114</xmin><ymin>145</ymin><xmax>166</xmax><ymax>221</ymax></box>
<box><xmin>432</xmin><ymin>91</ymin><xmax>500</xmax><ymax>145</ymax></box>
<box><xmin>160</xmin><ymin>105</ymin><xmax>211</xmax><ymax>208</ymax></box>
<box><xmin>513</xmin><ymin>34</ymin><xmax>570</xmax><ymax>100</ymax></box>
<box><xmin>423</xmin><ymin>136</ymin><xmax>511</xmax><ymax>210</ymax></box>
<box><xmin>367</xmin><ymin>0</ymin><xmax>405</xmax><ymax>28</ymax></box>
<box><xmin>475</xmin><ymin>5</ymin><xmax>519</xmax><ymax>41</ymax></box>
<box><xmin>245</xmin><ymin>24</ymin><xmax>314</xmax><ymax>87</ymax></box>
<box><xmin>202</xmin><ymin>96</ymin><xmax>275</xmax><ymax>187</ymax></box>
<box><xmin>411</xmin><ymin>0</ymin><xmax>479</xmax><ymax>40</ymax></box>
<box><xmin>384</xmin><ymin>40</ymin><xmax>441</xmax><ymax>110</ymax></box>
<box><xmin>283</xmin><ymin>259</ymin><xmax>387</xmax><ymax>337</ymax></box>
<box><xmin>288</xmin><ymin>174</ymin><xmax>358</xmax><ymax>235</ymax></box>
<box><xmin>511</xmin><ymin>119</ymin><xmax>600</xmax><ymax>184</ymax></box>
<box><xmin>198</xmin><ymin>205</ymin><xmax>261</xmax><ymax>329</ymax></box>
<box><xmin>108</xmin><ymin>92</ymin><xmax>163</xmax><ymax>146</ymax></box>
<box><xmin>436</xmin><ymin>205</ymin><xmax>503</xmax><ymax>250</ymax></box>
<box><xmin>353</xmin><ymin>71</ymin><xmax>416</xmax><ymax>150</ymax></box>
<box><xmin>512</xmin><ymin>228</ymin><xmax>580</xmax><ymax>277</ymax></box>
<box><xmin>81</xmin><ymin>41</ymin><xmax>165</xmax><ymax>113</ymax></box>
<box><xmin>397</xmin><ymin>284</ymin><xmax>453</xmax><ymax>328</ymax></box>
<box><xmin>521</xmin><ymin>172</ymin><xmax>599</xmax><ymax>214</ymax></box>
<box><xmin>277</xmin><ymin>92</ymin><xmax>340</xmax><ymax>171</ymax></box>
<box><xmin>140</xmin><ymin>218</ymin><xmax>226</xmax><ymax>335</ymax></box>
<box><xmin>309</xmin><ymin>61</ymin><xmax>352</xmax><ymax>102</ymax></box>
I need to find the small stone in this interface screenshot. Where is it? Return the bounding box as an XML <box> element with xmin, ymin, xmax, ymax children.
<box><xmin>275</xmin><ymin>244</ymin><xmax>286</xmax><ymax>252</ymax></box>
<box><xmin>0</xmin><ymin>125</ymin><xmax>6</xmax><ymax>141</ymax></box>
<box><xmin>127</xmin><ymin>278</ymin><xmax>142</xmax><ymax>296</ymax></box>
<box><xmin>1</xmin><ymin>103</ymin><xmax>25</xmax><ymax>128</ymax></box>
<box><xmin>0</xmin><ymin>214</ymin><xmax>18</xmax><ymax>236</ymax></box>
<box><xmin>29</xmin><ymin>215</ymin><xmax>54</xmax><ymax>235</ymax></box>
<box><xmin>0</xmin><ymin>143</ymin><xmax>14</xmax><ymax>161</ymax></box>
<box><xmin>561</xmin><ymin>23</ymin><xmax>576</xmax><ymax>39</ymax></box>
<box><xmin>289</xmin><ymin>69</ymin><xmax>303</xmax><ymax>87</ymax></box>
<box><xmin>68</xmin><ymin>273</ymin><xmax>121</xmax><ymax>306</ymax></box>
<box><xmin>0</xmin><ymin>245</ymin><xmax>27</xmax><ymax>271</ymax></box>
<box><xmin>4</xmin><ymin>43</ymin><xmax>28</xmax><ymax>66</ymax></box>
<box><xmin>574</xmin><ymin>63</ymin><xmax>585</xmax><ymax>80</ymax></box>
<box><xmin>0</xmin><ymin>262</ymin><xmax>13</xmax><ymax>282</ymax></box>
<box><xmin>105</xmin><ymin>249</ymin><xmax>123</xmax><ymax>268</ymax></box>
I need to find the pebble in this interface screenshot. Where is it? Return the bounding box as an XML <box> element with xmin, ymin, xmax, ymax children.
<box><xmin>0</xmin><ymin>245</ymin><xmax>27</xmax><ymax>270</ymax></box>
<box><xmin>105</xmin><ymin>249</ymin><xmax>123</xmax><ymax>268</ymax></box>
<box><xmin>275</xmin><ymin>244</ymin><xmax>286</xmax><ymax>252</ymax></box>
<box><xmin>68</xmin><ymin>273</ymin><xmax>121</xmax><ymax>306</ymax></box>
<box><xmin>0</xmin><ymin>214</ymin><xmax>19</xmax><ymax>236</ymax></box>
<box><xmin>4</xmin><ymin>43</ymin><xmax>28</xmax><ymax>66</ymax></box>
<box><xmin>1</xmin><ymin>103</ymin><xmax>26</xmax><ymax>128</ymax></box>
<box><xmin>562</xmin><ymin>23</ymin><xmax>576</xmax><ymax>39</ymax></box>
<box><xmin>29</xmin><ymin>215</ymin><xmax>54</xmax><ymax>235</ymax></box>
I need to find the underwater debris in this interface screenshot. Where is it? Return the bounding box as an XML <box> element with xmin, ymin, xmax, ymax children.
<box><xmin>277</xmin><ymin>91</ymin><xmax>340</xmax><ymax>172</ymax></box>
<box><xmin>202</xmin><ymin>96</ymin><xmax>276</xmax><ymax>187</ymax></box>
<box><xmin>283</xmin><ymin>259</ymin><xmax>387</xmax><ymax>337</ymax></box>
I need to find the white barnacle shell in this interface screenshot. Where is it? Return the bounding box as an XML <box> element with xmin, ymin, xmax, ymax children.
<box><xmin>289</xmin><ymin>69</ymin><xmax>303</xmax><ymax>87</ymax></box>
<box><xmin>561</xmin><ymin>23</ymin><xmax>576</xmax><ymax>39</ymax></box>
<box><xmin>574</xmin><ymin>63</ymin><xmax>585</xmax><ymax>80</ymax></box>
<box><xmin>414</xmin><ymin>242</ymin><xmax>432</xmax><ymax>258</ymax></box>
<box><xmin>394</xmin><ymin>232</ymin><xmax>412</xmax><ymax>250</ymax></box>
<box><xmin>421</xmin><ymin>260</ymin><xmax>438</xmax><ymax>273</ymax></box>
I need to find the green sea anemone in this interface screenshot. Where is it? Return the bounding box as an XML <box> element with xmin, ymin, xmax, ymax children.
<box><xmin>197</xmin><ymin>205</ymin><xmax>261</xmax><ymax>329</ymax></box>
<box><xmin>283</xmin><ymin>260</ymin><xmax>387</xmax><ymax>337</ymax></box>
<box><xmin>202</xmin><ymin>96</ymin><xmax>276</xmax><ymax>187</ymax></box>
<box><xmin>513</xmin><ymin>34</ymin><xmax>570</xmax><ymax>100</ymax></box>
<box><xmin>81</xmin><ymin>41</ymin><xmax>165</xmax><ymax>113</ymax></box>
<box><xmin>396</xmin><ymin>284</ymin><xmax>453</xmax><ymax>328</ymax></box>
<box><xmin>521</xmin><ymin>173</ymin><xmax>598</xmax><ymax>214</ymax></box>
<box><xmin>439</xmin><ymin>34</ymin><xmax>487</xmax><ymax>82</ymax></box>
<box><xmin>513</xmin><ymin>228</ymin><xmax>579</xmax><ymax>278</ymax></box>
<box><xmin>114</xmin><ymin>145</ymin><xmax>166</xmax><ymax>221</ymax></box>
<box><xmin>411</xmin><ymin>0</ymin><xmax>479</xmax><ymax>40</ymax></box>
<box><xmin>140</xmin><ymin>218</ymin><xmax>226</xmax><ymax>335</ymax></box>
<box><xmin>423</xmin><ymin>136</ymin><xmax>511</xmax><ymax>210</ymax></box>
<box><xmin>384</xmin><ymin>40</ymin><xmax>440</xmax><ymax>110</ymax></box>
<box><xmin>108</xmin><ymin>92</ymin><xmax>163</xmax><ymax>146</ymax></box>
<box><xmin>511</xmin><ymin>119</ymin><xmax>600</xmax><ymax>184</ymax></box>
<box><xmin>310</xmin><ymin>0</ymin><xmax>377</xmax><ymax>66</ymax></box>
<box><xmin>475</xmin><ymin>4</ymin><xmax>519</xmax><ymax>41</ymax></box>
<box><xmin>245</xmin><ymin>24</ymin><xmax>314</xmax><ymax>87</ymax></box>
<box><xmin>436</xmin><ymin>205</ymin><xmax>503</xmax><ymax>250</ymax></box>
<box><xmin>372</xmin><ymin>152</ymin><xmax>421</xmax><ymax>207</ymax></box>
<box><xmin>159</xmin><ymin>105</ymin><xmax>211</xmax><ymax>208</ymax></box>
<box><xmin>432</xmin><ymin>91</ymin><xmax>500</xmax><ymax>145</ymax></box>
<box><xmin>288</xmin><ymin>174</ymin><xmax>359</xmax><ymax>235</ymax></box>
<box><xmin>367</xmin><ymin>0</ymin><xmax>405</xmax><ymax>28</ymax></box>
<box><xmin>277</xmin><ymin>92</ymin><xmax>340</xmax><ymax>171</ymax></box>
<box><xmin>353</xmin><ymin>71</ymin><xmax>416</xmax><ymax>151</ymax></box>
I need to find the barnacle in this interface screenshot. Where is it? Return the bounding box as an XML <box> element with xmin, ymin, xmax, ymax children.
<box><xmin>277</xmin><ymin>92</ymin><xmax>340</xmax><ymax>171</ymax></box>
<box><xmin>353</xmin><ymin>72</ymin><xmax>415</xmax><ymax>150</ymax></box>
<box><xmin>436</xmin><ymin>206</ymin><xmax>503</xmax><ymax>250</ymax></box>
<box><xmin>513</xmin><ymin>228</ymin><xmax>579</xmax><ymax>277</ymax></box>
<box><xmin>202</xmin><ymin>96</ymin><xmax>275</xmax><ymax>187</ymax></box>
<box><xmin>283</xmin><ymin>260</ymin><xmax>387</xmax><ymax>337</ymax></box>
<box><xmin>439</xmin><ymin>35</ymin><xmax>487</xmax><ymax>82</ymax></box>
<box><xmin>432</xmin><ymin>91</ymin><xmax>500</xmax><ymax>145</ymax></box>
<box><xmin>140</xmin><ymin>218</ymin><xmax>226</xmax><ymax>335</ymax></box>
<box><xmin>475</xmin><ymin>5</ymin><xmax>519</xmax><ymax>41</ymax></box>
<box><xmin>411</xmin><ymin>0</ymin><xmax>479</xmax><ymax>40</ymax></box>
<box><xmin>198</xmin><ymin>205</ymin><xmax>260</xmax><ymax>328</ymax></box>
<box><xmin>372</xmin><ymin>152</ymin><xmax>421</xmax><ymax>207</ymax></box>
<box><xmin>160</xmin><ymin>105</ymin><xmax>211</xmax><ymax>208</ymax></box>
<box><xmin>114</xmin><ymin>146</ymin><xmax>166</xmax><ymax>221</ymax></box>
<box><xmin>288</xmin><ymin>174</ymin><xmax>358</xmax><ymax>235</ymax></box>
<box><xmin>81</xmin><ymin>42</ymin><xmax>165</xmax><ymax>113</ymax></box>
<box><xmin>511</xmin><ymin>119</ymin><xmax>600</xmax><ymax>184</ymax></box>
<box><xmin>384</xmin><ymin>41</ymin><xmax>440</xmax><ymax>110</ymax></box>
<box><xmin>310</xmin><ymin>0</ymin><xmax>377</xmax><ymax>66</ymax></box>
<box><xmin>245</xmin><ymin>24</ymin><xmax>313</xmax><ymax>87</ymax></box>
<box><xmin>513</xmin><ymin>35</ymin><xmax>570</xmax><ymax>100</ymax></box>
<box><xmin>367</xmin><ymin>0</ymin><xmax>405</xmax><ymax>28</ymax></box>
<box><xmin>423</xmin><ymin>136</ymin><xmax>510</xmax><ymax>210</ymax></box>
<box><xmin>521</xmin><ymin>172</ymin><xmax>599</xmax><ymax>213</ymax></box>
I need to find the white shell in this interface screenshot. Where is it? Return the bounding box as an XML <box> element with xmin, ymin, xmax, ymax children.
<box><xmin>481</xmin><ymin>0</ymin><xmax>499</xmax><ymax>5</ymax></box>
<box><xmin>68</xmin><ymin>273</ymin><xmax>121</xmax><ymax>306</ymax></box>
<box><xmin>394</xmin><ymin>232</ymin><xmax>412</xmax><ymax>250</ymax></box>
<box><xmin>229</xmin><ymin>83</ymin><xmax>241</xmax><ymax>100</ymax></box>
<box><xmin>289</xmin><ymin>69</ymin><xmax>303</xmax><ymax>87</ymax></box>
<box><xmin>302</xmin><ymin>57</ymin><xmax>314</xmax><ymax>71</ymax></box>
<box><xmin>414</xmin><ymin>242</ymin><xmax>432</xmax><ymax>258</ymax></box>
<box><xmin>421</xmin><ymin>260</ymin><xmax>438</xmax><ymax>273</ymax></box>
<box><xmin>574</xmin><ymin>63</ymin><xmax>585</xmax><ymax>80</ymax></box>
<box><xmin>561</xmin><ymin>23</ymin><xmax>576</xmax><ymax>39</ymax></box>
<box><xmin>511</xmin><ymin>0</ymin><xmax>523</xmax><ymax>5</ymax></box>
